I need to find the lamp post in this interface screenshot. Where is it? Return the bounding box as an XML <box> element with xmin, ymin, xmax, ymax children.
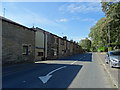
<box><xmin>107</xmin><ymin>23</ymin><xmax>112</xmax><ymax>51</ymax></box>
<box><xmin>108</xmin><ymin>23</ymin><xmax>110</xmax><ymax>46</ymax></box>
<box><xmin>3</xmin><ymin>8</ymin><xmax>6</xmax><ymax>17</ymax></box>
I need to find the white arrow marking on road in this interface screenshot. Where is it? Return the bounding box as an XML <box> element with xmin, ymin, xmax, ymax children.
<box><xmin>71</xmin><ymin>61</ymin><xmax>77</xmax><ymax>65</ymax></box>
<box><xmin>38</xmin><ymin>66</ymin><xmax>67</xmax><ymax>84</ymax></box>
<box><xmin>38</xmin><ymin>75</ymin><xmax>52</xmax><ymax>84</ymax></box>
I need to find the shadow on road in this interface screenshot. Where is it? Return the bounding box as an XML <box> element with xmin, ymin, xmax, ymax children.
<box><xmin>3</xmin><ymin>53</ymin><xmax>93</xmax><ymax>88</ymax></box>
<box><xmin>3</xmin><ymin>63</ymin><xmax>83</xmax><ymax>88</ymax></box>
<box><xmin>58</xmin><ymin>53</ymin><xmax>92</xmax><ymax>62</ymax></box>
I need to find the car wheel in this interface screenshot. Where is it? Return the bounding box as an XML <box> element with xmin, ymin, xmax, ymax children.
<box><xmin>105</xmin><ymin>59</ymin><xmax>109</xmax><ymax>64</ymax></box>
<box><xmin>105</xmin><ymin>59</ymin><xmax>108</xmax><ymax>64</ymax></box>
<box><xmin>105</xmin><ymin>60</ymin><xmax>108</xmax><ymax>64</ymax></box>
<box><xmin>110</xmin><ymin>61</ymin><xmax>113</xmax><ymax>68</ymax></box>
<box><xmin>106</xmin><ymin>61</ymin><xmax>108</xmax><ymax>64</ymax></box>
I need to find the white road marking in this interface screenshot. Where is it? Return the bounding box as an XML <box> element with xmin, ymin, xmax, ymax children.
<box><xmin>38</xmin><ymin>66</ymin><xmax>67</xmax><ymax>84</ymax></box>
<box><xmin>38</xmin><ymin>75</ymin><xmax>52</xmax><ymax>84</ymax></box>
<box><xmin>71</xmin><ymin>61</ymin><xmax>77</xmax><ymax>65</ymax></box>
<box><xmin>39</xmin><ymin>55</ymin><xmax>87</xmax><ymax>84</ymax></box>
<box><xmin>71</xmin><ymin>55</ymin><xmax>87</xmax><ymax>65</ymax></box>
<box><xmin>47</xmin><ymin>66</ymin><xmax>67</xmax><ymax>75</ymax></box>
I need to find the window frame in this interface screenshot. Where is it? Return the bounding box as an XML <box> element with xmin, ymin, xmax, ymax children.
<box><xmin>22</xmin><ymin>45</ymin><xmax>29</xmax><ymax>55</ymax></box>
<box><xmin>37</xmin><ymin>52</ymin><xmax>44</xmax><ymax>56</ymax></box>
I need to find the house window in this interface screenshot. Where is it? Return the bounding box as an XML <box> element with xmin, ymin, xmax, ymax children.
<box><xmin>22</xmin><ymin>45</ymin><xmax>29</xmax><ymax>55</ymax></box>
<box><xmin>38</xmin><ymin>52</ymin><xmax>44</xmax><ymax>56</ymax></box>
<box><xmin>62</xmin><ymin>50</ymin><xmax>64</xmax><ymax>54</ymax></box>
<box><xmin>61</xmin><ymin>40</ymin><xmax>64</xmax><ymax>45</ymax></box>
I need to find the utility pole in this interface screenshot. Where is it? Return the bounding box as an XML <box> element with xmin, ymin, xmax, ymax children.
<box><xmin>108</xmin><ymin>23</ymin><xmax>110</xmax><ymax>46</ymax></box>
<box><xmin>61</xmin><ymin>32</ymin><xmax>64</xmax><ymax>37</ymax></box>
<box><xmin>3</xmin><ymin>8</ymin><xmax>6</xmax><ymax>17</ymax></box>
<box><xmin>32</xmin><ymin>24</ymin><xmax>35</xmax><ymax>28</ymax></box>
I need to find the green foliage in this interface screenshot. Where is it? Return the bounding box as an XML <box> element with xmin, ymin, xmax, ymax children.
<box><xmin>98</xmin><ymin>47</ymin><xmax>103</xmax><ymax>52</ymax></box>
<box><xmin>89</xmin><ymin>2</ymin><xmax>120</xmax><ymax>52</ymax></box>
<box><xmin>97</xmin><ymin>46</ymin><xmax>107</xmax><ymax>52</ymax></box>
<box><xmin>108</xmin><ymin>47</ymin><xmax>112</xmax><ymax>51</ymax></box>
<box><xmin>89</xmin><ymin>18</ymin><xmax>108</xmax><ymax>51</ymax></box>
<box><xmin>79</xmin><ymin>38</ymin><xmax>91</xmax><ymax>52</ymax></box>
<box><xmin>101</xmin><ymin>2</ymin><xmax>120</xmax><ymax>44</ymax></box>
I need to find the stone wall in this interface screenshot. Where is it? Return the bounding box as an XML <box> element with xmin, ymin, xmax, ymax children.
<box><xmin>47</xmin><ymin>33</ymin><xmax>58</xmax><ymax>59</ymax></box>
<box><xmin>2</xmin><ymin>20</ymin><xmax>35</xmax><ymax>64</ymax></box>
<box><xmin>35</xmin><ymin>29</ymin><xmax>45</xmax><ymax>61</ymax></box>
<box><xmin>2</xmin><ymin>17</ymin><xmax>83</xmax><ymax>64</ymax></box>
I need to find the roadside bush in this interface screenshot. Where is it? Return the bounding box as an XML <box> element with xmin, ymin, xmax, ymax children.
<box><xmin>97</xmin><ymin>47</ymin><xmax>106</xmax><ymax>52</ymax></box>
<box><xmin>108</xmin><ymin>47</ymin><xmax>112</xmax><ymax>51</ymax></box>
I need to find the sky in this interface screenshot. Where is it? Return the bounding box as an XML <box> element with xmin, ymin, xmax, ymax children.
<box><xmin>1</xmin><ymin>2</ymin><xmax>105</xmax><ymax>42</ymax></box>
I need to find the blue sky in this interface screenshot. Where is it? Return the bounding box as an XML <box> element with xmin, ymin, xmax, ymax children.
<box><xmin>1</xmin><ymin>2</ymin><xmax>105</xmax><ymax>42</ymax></box>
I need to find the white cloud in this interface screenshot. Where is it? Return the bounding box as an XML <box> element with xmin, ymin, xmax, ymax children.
<box><xmin>70</xmin><ymin>16</ymin><xmax>96</xmax><ymax>23</ymax></box>
<box><xmin>57</xmin><ymin>18</ymin><xmax>68</xmax><ymax>22</ymax></box>
<box><xmin>59</xmin><ymin>2</ymin><xmax>102</xmax><ymax>13</ymax></box>
<box><xmin>81</xmin><ymin>18</ymin><xmax>95</xmax><ymax>22</ymax></box>
<box><xmin>68</xmin><ymin>36</ymin><xmax>88</xmax><ymax>42</ymax></box>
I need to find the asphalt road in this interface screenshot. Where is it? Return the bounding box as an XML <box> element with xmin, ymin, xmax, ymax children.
<box><xmin>2</xmin><ymin>53</ymin><xmax>117</xmax><ymax>88</ymax></box>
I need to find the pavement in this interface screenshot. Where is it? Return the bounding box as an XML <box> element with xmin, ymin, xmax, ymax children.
<box><xmin>96</xmin><ymin>52</ymin><xmax>120</xmax><ymax>89</ymax></box>
<box><xmin>2</xmin><ymin>52</ymin><xmax>118</xmax><ymax>88</ymax></box>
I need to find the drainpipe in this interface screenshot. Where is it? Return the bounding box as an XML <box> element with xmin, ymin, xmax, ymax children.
<box><xmin>44</xmin><ymin>31</ymin><xmax>46</xmax><ymax>60</ymax></box>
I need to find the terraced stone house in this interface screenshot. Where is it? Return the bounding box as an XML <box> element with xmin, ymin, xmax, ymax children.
<box><xmin>1</xmin><ymin>16</ymin><xmax>35</xmax><ymax>64</ymax></box>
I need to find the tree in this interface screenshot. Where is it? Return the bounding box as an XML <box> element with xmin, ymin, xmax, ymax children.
<box><xmin>89</xmin><ymin>18</ymin><xmax>108</xmax><ymax>50</ymax></box>
<box><xmin>89</xmin><ymin>2</ymin><xmax>120</xmax><ymax>51</ymax></box>
<box><xmin>79</xmin><ymin>38</ymin><xmax>91</xmax><ymax>52</ymax></box>
<box><xmin>101</xmin><ymin>2</ymin><xmax>120</xmax><ymax>45</ymax></box>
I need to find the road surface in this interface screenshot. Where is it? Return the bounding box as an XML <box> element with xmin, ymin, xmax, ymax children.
<box><xmin>2</xmin><ymin>53</ymin><xmax>118</xmax><ymax>88</ymax></box>
<box><xmin>97</xmin><ymin>53</ymin><xmax>119</xmax><ymax>88</ymax></box>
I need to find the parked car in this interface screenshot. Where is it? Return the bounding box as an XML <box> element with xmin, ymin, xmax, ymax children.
<box><xmin>105</xmin><ymin>50</ymin><xmax>120</xmax><ymax>68</ymax></box>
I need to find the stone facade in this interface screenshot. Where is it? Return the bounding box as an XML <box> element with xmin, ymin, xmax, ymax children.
<box><xmin>2</xmin><ymin>16</ymin><xmax>83</xmax><ymax>64</ymax></box>
<box><xmin>34</xmin><ymin>27</ymin><xmax>47</xmax><ymax>61</ymax></box>
<box><xmin>2</xmin><ymin>17</ymin><xmax>35</xmax><ymax>64</ymax></box>
<box><xmin>47</xmin><ymin>33</ymin><xmax>83</xmax><ymax>59</ymax></box>
<box><xmin>47</xmin><ymin>33</ymin><xmax>59</xmax><ymax>59</ymax></box>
